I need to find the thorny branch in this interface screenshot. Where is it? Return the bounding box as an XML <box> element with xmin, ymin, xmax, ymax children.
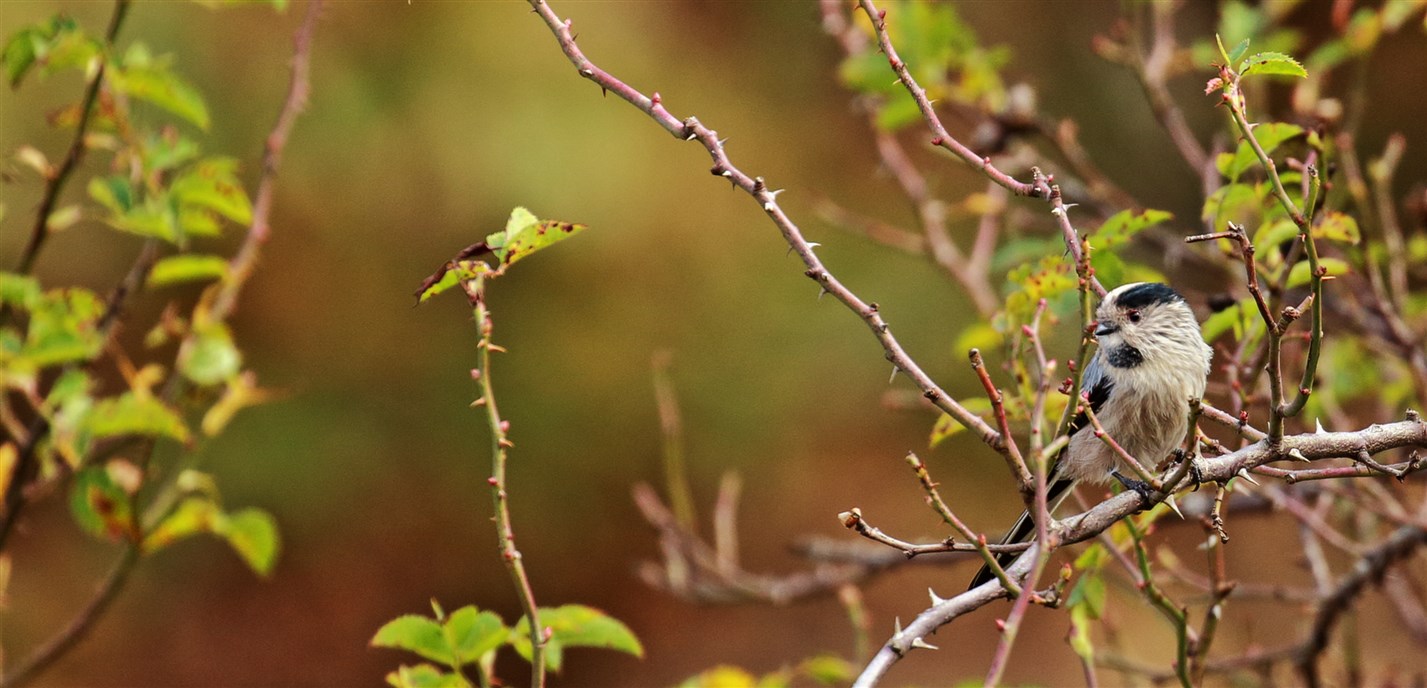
<box><xmin>525</xmin><ymin>0</ymin><xmax>1014</xmax><ymax>462</ymax></box>
<box><xmin>525</xmin><ymin>0</ymin><xmax>1427</xmax><ymax>685</ymax></box>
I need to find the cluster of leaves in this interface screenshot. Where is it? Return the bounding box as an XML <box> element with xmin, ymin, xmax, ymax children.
<box><xmin>372</xmin><ymin>601</ymin><xmax>643</xmax><ymax>688</ymax></box>
<box><xmin>2</xmin><ymin>4</ymin><xmax>282</xmax><ymax>584</ymax></box>
<box><xmin>838</xmin><ymin>0</ymin><xmax>1010</xmax><ymax>130</ymax></box>
<box><xmin>415</xmin><ymin>206</ymin><xmax>588</xmax><ymax>303</ymax></box>
<box><xmin>1192</xmin><ymin>0</ymin><xmax>1427</xmax><ymax>111</ymax></box>
<box><xmin>1202</xmin><ymin>32</ymin><xmax>1424</xmax><ymax>421</ymax></box>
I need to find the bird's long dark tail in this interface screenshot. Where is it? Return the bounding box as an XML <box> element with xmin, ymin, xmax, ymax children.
<box><xmin>968</xmin><ymin>477</ymin><xmax>1077</xmax><ymax>589</ymax></box>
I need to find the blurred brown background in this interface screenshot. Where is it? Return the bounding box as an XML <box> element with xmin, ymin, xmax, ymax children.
<box><xmin>2</xmin><ymin>1</ymin><xmax>1426</xmax><ymax>686</ymax></box>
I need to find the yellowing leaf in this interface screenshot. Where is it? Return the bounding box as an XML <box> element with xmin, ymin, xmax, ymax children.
<box><xmin>141</xmin><ymin>497</ymin><xmax>220</xmax><ymax>553</ymax></box>
<box><xmin>1313</xmin><ymin>211</ymin><xmax>1361</xmax><ymax>245</ymax></box>
<box><xmin>930</xmin><ymin>397</ymin><xmax>992</xmax><ymax>447</ymax></box>
<box><xmin>678</xmin><ymin>666</ymin><xmax>759</xmax><ymax>688</ymax></box>
<box><xmin>84</xmin><ymin>392</ymin><xmax>191</xmax><ymax>443</ymax></box>
<box><xmin>148</xmin><ymin>254</ymin><xmax>231</xmax><ymax>288</ymax></box>
<box><xmin>216</xmin><ymin>507</ymin><xmax>280</xmax><ymax>576</ymax></box>
<box><xmin>179</xmin><ymin>323</ymin><xmax>242</xmax><ymax>387</ymax></box>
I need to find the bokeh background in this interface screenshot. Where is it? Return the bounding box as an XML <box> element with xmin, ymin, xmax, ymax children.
<box><xmin>2</xmin><ymin>1</ymin><xmax>1426</xmax><ymax>685</ymax></box>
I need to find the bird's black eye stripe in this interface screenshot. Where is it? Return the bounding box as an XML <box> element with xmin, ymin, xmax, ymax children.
<box><xmin>1114</xmin><ymin>283</ymin><xmax>1182</xmax><ymax>310</ymax></box>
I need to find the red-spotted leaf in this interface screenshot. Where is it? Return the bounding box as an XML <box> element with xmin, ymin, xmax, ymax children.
<box><xmin>70</xmin><ymin>465</ymin><xmax>136</xmax><ymax>542</ymax></box>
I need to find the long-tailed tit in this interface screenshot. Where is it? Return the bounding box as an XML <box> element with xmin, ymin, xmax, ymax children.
<box><xmin>969</xmin><ymin>282</ymin><xmax>1212</xmax><ymax>589</ymax></box>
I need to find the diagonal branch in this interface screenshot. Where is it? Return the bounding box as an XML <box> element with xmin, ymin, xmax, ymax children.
<box><xmin>526</xmin><ymin>0</ymin><xmax>1005</xmax><ymax>456</ymax></box>
<box><xmin>14</xmin><ymin>0</ymin><xmax>132</xmax><ymax>276</ymax></box>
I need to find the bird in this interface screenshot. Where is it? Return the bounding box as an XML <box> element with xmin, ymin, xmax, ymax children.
<box><xmin>968</xmin><ymin>282</ymin><xmax>1213</xmax><ymax>589</ymax></box>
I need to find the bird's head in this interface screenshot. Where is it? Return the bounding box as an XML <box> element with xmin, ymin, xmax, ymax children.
<box><xmin>1093</xmin><ymin>282</ymin><xmax>1202</xmax><ymax>370</ymax></box>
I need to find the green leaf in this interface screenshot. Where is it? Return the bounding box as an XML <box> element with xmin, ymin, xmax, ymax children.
<box><xmin>141</xmin><ymin>496</ymin><xmax>220</xmax><ymax>553</ymax></box>
<box><xmin>148</xmin><ymin>254</ymin><xmax>230</xmax><ymax>288</ymax></box>
<box><xmin>1201</xmin><ymin>298</ymin><xmax>1253</xmax><ymax>344</ymax></box>
<box><xmin>1073</xmin><ymin>543</ymin><xmax>1109</xmax><ymax>572</ymax></box>
<box><xmin>1092</xmin><ymin>209</ymin><xmax>1173</xmax><ymax>251</ymax></box>
<box><xmin>84</xmin><ymin>391</ymin><xmax>191</xmax><ymax>443</ymax></box>
<box><xmin>384</xmin><ymin>665</ymin><xmax>468</xmax><ymax>688</ymax></box>
<box><xmin>201</xmin><ymin>373</ymin><xmax>272</xmax><ymax>436</ymax></box>
<box><xmin>215</xmin><ymin>507</ymin><xmax>280</xmax><ymax>576</ymax></box>
<box><xmin>1239</xmin><ymin>51</ymin><xmax>1308</xmax><ymax>78</ymax></box>
<box><xmin>112</xmin><ymin>45</ymin><xmax>211</xmax><ymax>129</ymax></box>
<box><xmin>170</xmin><ymin>157</ymin><xmax>252</xmax><ymax>225</ymax></box>
<box><xmin>1218</xmin><ymin>123</ymin><xmax>1304</xmax><ymax>182</ymax></box>
<box><xmin>798</xmin><ymin>655</ymin><xmax>857</xmax><ymax>685</ymax></box>
<box><xmin>953</xmin><ymin>322</ymin><xmax>1002</xmax><ymax>355</ymax></box>
<box><xmin>443</xmin><ymin>606</ymin><xmax>507</xmax><ymax>665</ymax></box>
<box><xmin>1225</xmin><ymin>37</ymin><xmax>1251</xmax><ymax>65</ymax></box>
<box><xmin>22</xmin><ymin>287</ymin><xmax>105</xmax><ymax>367</ymax></box>
<box><xmin>1313</xmin><ymin>211</ymin><xmax>1360</xmax><ymax>245</ymax></box>
<box><xmin>1213</xmin><ymin>34</ymin><xmax>1233</xmax><ymax>67</ymax></box>
<box><xmin>1288</xmin><ymin>257</ymin><xmax>1348</xmax><ymax>288</ymax></box>
<box><xmin>1068</xmin><ymin>603</ymin><xmax>1096</xmax><ymax>662</ymax></box>
<box><xmin>141</xmin><ymin>130</ymin><xmax>202</xmax><ymax>173</ymax></box>
<box><xmin>89</xmin><ymin>175</ymin><xmax>136</xmax><ymax>214</ymax></box>
<box><xmin>512</xmin><ymin>604</ymin><xmax>643</xmax><ymax>672</ymax></box>
<box><xmin>1066</xmin><ymin>571</ymin><xmax>1107</xmax><ymax>619</ymax></box>
<box><xmin>930</xmin><ymin>397</ymin><xmax>992</xmax><ymax>447</ymax></box>
<box><xmin>2</xmin><ymin>14</ymin><xmax>88</xmax><ymax>88</ymax></box>
<box><xmin>116</xmin><ymin>198</ymin><xmax>180</xmax><ymax>242</ymax></box>
<box><xmin>0</xmin><ymin>272</ymin><xmax>41</xmax><ymax>308</ymax></box>
<box><xmin>1090</xmin><ymin>250</ymin><xmax>1125</xmax><ymax>287</ymax></box>
<box><xmin>1253</xmin><ymin>219</ymin><xmax>1300</xmax><ymax>253</ymax></box>
<box><xmin>69</xmin><ymin>465</ymin><xmax>135</xmax><ymax>542</ymax></box>
<box><xmin>373</xmin><ymin>615</ymin><xmax>454</xmax><ymax>665</ymax></box>
<box><xmin>1201</xmin><ymin>183</ymin><xmax>1261</xmax><ymax>227</ymax></box>
<box><xmin>179</xmin><ymin>323</ymin><xmax>242</xmax><ymax>386</ymax></box>
<box><xmin>415</xmin><ymin>261</ymin><xmax>489</xmax><ymax>304</ymax></box>
<box><xmin>678</xmin><ymin>666</ymin><xmax>759</xmax><ymax>688</ymax></box>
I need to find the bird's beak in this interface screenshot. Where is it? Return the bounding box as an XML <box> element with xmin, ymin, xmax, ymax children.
<box><xmin>1093</xmin><ymin>321</ymin><xmax>1117</xmax><ymax>337</ymax></box>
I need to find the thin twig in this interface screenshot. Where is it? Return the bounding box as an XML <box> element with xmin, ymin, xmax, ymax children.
<box><xmin>13</xmin><ymin>0</ymin><xmax>132</xmax><ymax>276</ymax></box>
<box><xmin>1296</xmin><ymin>525</ymin><xmax>1427</xmax><ymax>687</ymax></box>
<box><xmin>650</xmin><ymin>351</ymin><xmax>696</xmax><ymax>530</ymax></box>
<box><xmin>0</xmin><ymin>545</ymin><xmax>139</xmax><ymax>688</ymax></box>
<box><xmin>464</xmin><ymin>282</ymin><xmax>545</xmax><ymax>687</ymax></box>
<box><xmin>970</xmin><ymin>349</ymin><xmax>1031</xmax><ymax>489</ymax></box>
<box><xmin>209</xmin><ymin>0</ymin><xmax>321</xmax><ymax>322</ymax></box>
<box><xmin>904</xmin><ymin>452</ymin><xmax>1019</xmax><ymax>593</ymax></box>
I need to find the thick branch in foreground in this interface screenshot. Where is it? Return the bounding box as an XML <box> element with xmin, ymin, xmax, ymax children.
<box><xmin>853</xmin><ymin>416</ymin><xmax>1427</xmax><ymax>685</ymax></box>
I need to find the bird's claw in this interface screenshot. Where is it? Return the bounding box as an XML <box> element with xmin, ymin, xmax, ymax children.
<box><xmin>1110</xmin><ymin>469</ymin><xmax>1157</xmax><ymax>511</ymax></box>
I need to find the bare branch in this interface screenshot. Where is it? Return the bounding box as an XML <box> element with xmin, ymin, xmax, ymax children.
<box><xmin>526</xmin><ymin>0</ymin><xmax>1004</xmax><ymax>455</ymax></box>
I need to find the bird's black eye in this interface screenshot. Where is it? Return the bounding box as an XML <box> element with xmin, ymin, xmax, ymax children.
<box><xmin>1127</xmin><ymin>309</ymin><xmax>1141</xmax><ymax>323</ymax></box>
